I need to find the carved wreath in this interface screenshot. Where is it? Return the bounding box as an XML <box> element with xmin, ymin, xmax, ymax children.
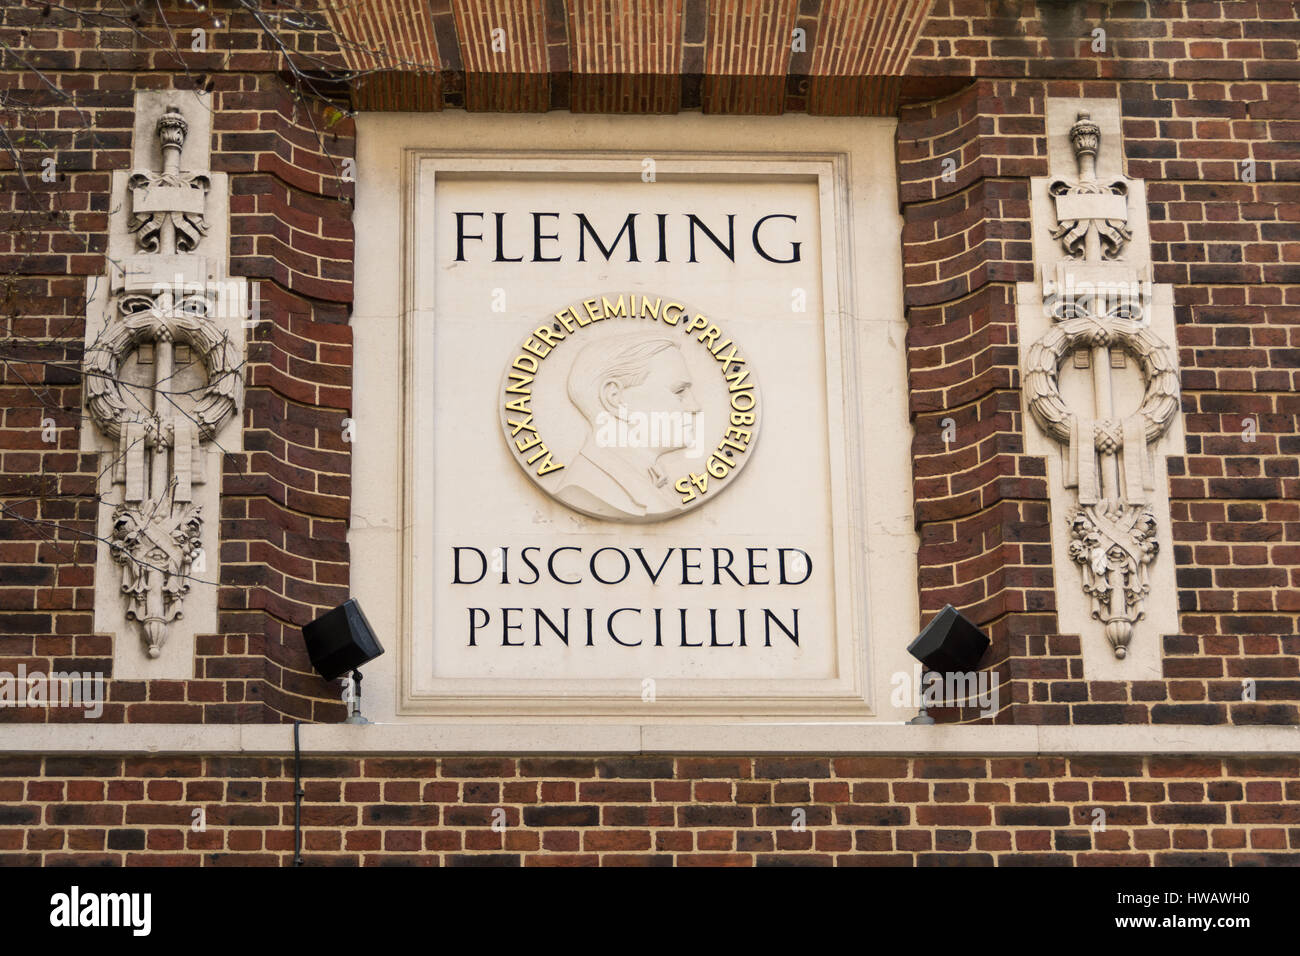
<box><xmin>1023</xmin><ymin>315</ymin><xmax>1180</xmax><ymax>452</ymax></box>
<box><xmin>84</xmin><ymin>294</ymin><xmax>241</xmax><ymax>442</ymax></box>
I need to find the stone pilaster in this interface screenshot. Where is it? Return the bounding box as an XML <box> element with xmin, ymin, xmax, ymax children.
<box><xmin>82</xmin><ymin>91</ymin><xmax>246</xmax><ymax>678</ymax></box>
<box><xmin>1017</xmin><ymin>98</ymin><xmax>1184</xmax><ymax>681</ymax></box>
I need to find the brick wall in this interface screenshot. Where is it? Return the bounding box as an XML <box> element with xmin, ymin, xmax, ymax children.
<box><xmin>896</xmin><ymin>80</ymin><xmax>1048</xmax><ymax>725</ymax></box>
<box><xmin>1</xmin><ymin>752</ymin><xmax>1296</xmax><ymax>865</ymax></box>
<box><xmin>3</xmin><ymin>0</ymin><xmax>1294</xmax><ymax>727</ymax></box>
<box><xmin>217</xmin><ymin>82</ymin><xmax>355</xmax><ymax>723</ymax></box>
<box><xmin>0</xmin><ymin>0</ymin><xmax>1296</xmax><ymax>865</ymax></box>
<box><xmin>0</xmin><ymin>2</ymin><xmax>354</xmax><ymax>723</ymax></box>
<box><xmin>896</xmin><ymin>68</ymin><xmax>1299</xmax><ymax>726</ymax></box>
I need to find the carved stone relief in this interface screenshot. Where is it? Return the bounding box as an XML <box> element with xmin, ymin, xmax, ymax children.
<box><xmin>83</xmin><ymin>91</ymin><xmax>246</xmax><ymax>677</ymax></box>
<box><xmin>497</xmin><ymin>295</ymin><xmax>762</xmax><ymax>523</ymax></box>
<box><xmin>1017</xmin><ymin>99</ymin><xmax>1184</xmax><ymax>678</ymax></box>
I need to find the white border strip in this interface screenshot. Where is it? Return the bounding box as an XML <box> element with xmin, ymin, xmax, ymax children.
<box><xmin>1</xmin><ymin>724</ymin><xmax>1296</xmax><ymax>757</ymax></box>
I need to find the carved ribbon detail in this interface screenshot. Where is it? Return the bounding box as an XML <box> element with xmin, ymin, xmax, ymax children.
<box><xmin>127</xmin><ymin>170</ymin><xmax>211</xmax><ymax>253</ymax></box>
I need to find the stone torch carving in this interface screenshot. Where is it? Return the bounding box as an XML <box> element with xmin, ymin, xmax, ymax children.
<box><xmin>1047</xmin><ymin>112</ymin><xmax>1132</xmax><ymax>261</ymax></box>
<box><xmin>84</xmin><ymin>103</ymin><xmax>243</xmax><ymax>660</ymax></box>
<box><xmin>126</xmin><ymin>108</ymin><xmax>211</xmax><ymax>254</ymax></box>
<box><xmin>1023</xmin><ymin>111</ymin><xmax>1180</xmax><ymax>659</ymax></box>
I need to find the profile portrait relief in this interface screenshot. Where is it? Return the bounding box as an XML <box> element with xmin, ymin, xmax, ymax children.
<box><xmin>555</xmin><ymin>332</ymin><xmax>702</xmax><ymax>521</ymax></box>
<box><xmin>499</xmin><ymin>294</ymin><xmax>762</xmax><ymax>524</ymax></box>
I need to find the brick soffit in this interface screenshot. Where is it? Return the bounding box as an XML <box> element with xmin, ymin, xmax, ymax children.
<box><xmin>319</xmin><ymin>0</ymin><xmax>939</xmax><ymax>113</ymax></box>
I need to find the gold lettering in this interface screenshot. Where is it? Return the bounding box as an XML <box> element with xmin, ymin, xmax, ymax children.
<box><xmin>535</xmin><ymin>451</ymin><xmax>564</xmax><ymax>475</ymax></box>
<box><xmin>525</xmin><ymin>442</ymin><xmax>551</xmax><ymax>465</ymax></box>
<box><xmin>521</xmin><ymin>337</ymin><xmax>551</xmax><ymax>360</ymax></box>
<box><xmin>535</xmin><ymin>325</ymin><xmax>564</xmax><ymax>347</ymax></box>
<box><xmin>730</xmin><ymin>411</ymin><xmax>755</xmax><ymax>426</ymax></box>
<box><xmin>697</xmin><ymin>324</ymin><xmax>721</xmax><ymax>349</ymax></box>
<box><xmin>582</xmin><ymin>298</ymin><xmax>602</xmax><ymax>323</ymax></box>
<box><xmin>715</xmin><ymin>344</ymin><xmax>744</xmax><ymax>366</ymax></box>
<box><xmin>515</xmin><ymin>433</ymin><xmax>543</xmax><ymax>453</ymax></box>
<box><xmin>662</xmin><ymin>302</ymin><xmax>684</xmax><ymax>325</ymax></box>
<box><xmin>512</xmin><ymin>354</ymin><xmax>539</xmax><ymax>374</ymax></box>
<box><xmin>684</xmin><ymin>313</ymin><xmax>708</xmax><ymax>334</ymax></box>
<box><xmin>724</xmin><ymin>427</ymin><xmax>751</xmax><ymax>445</ymax></box>
<box><xmin>506</xmin><ymin>372</ymin><xmax>534</xmax><ymax>395</ymax></box>
<box><xmin>641</xmin><ymin>297</ymin><xmax>661</xmax><ymax>320</ymax></box>
<box><xmin>730</xmin><ymin>389</ymin><xmax>756</xmax><ymax>412</ymax></box>
<box><xmin>725</xmin><ymin>367</ymin><xmax>752</xmax><ymax>391</ymax></box>
<box><xmin>508</xmin><ymin>414</ymin><xmax>537</xmax><ymax>437</ymax></box>
<box><xmin>555</xmin><ymin>309</ymin><xmax>577</xmax><ymax>334</ymax></box>
<box><xmin>601</xmin><ymin>295</ymin><xmax>627</xmax><ymax>318</ymax></box>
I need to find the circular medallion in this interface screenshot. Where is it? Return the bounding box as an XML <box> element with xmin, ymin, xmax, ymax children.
<box><xmin>499</xmin><ymin>292</ymin><xmax>761</xmax><ymax>523</ymax></box>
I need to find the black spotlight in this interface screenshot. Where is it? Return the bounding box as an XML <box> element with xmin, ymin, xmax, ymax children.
<box><xmin>301</xmin><ymin>599</ymin><xmax>385</xmax><ymax>724</ymax></box>
<box><xmin>905</xmin><ymin>604</ymin><xmax>990</xmax><ymax>725</ymax></box>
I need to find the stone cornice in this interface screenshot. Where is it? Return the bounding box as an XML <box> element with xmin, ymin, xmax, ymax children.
<box><xmin>1</xmin><ymin>723</ymin><xmax>1296</xmax><ymax>756</ymax></box>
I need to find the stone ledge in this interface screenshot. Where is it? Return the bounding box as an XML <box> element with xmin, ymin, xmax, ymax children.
<box><xmin>0</xmin><ymin>723</ymin><xmax>1295</xmax><ymax>757</ymax></box>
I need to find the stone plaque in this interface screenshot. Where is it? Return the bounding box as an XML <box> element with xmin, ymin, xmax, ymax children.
<box><xmin>350</xmin><ymin>113</ymin><xmax>918</xmax><ymax>720</ymax></box>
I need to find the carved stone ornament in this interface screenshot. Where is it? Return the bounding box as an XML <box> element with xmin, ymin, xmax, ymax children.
<box><xmin>1023</xmin><ymin>110</ymin><xmax>1181</xmax><ymax>659</ymax></box>
<box><xmin>1047</xmin><ymin>112</ymin><xmax>1133</xmax><ymax>261</ymax></box>
<box><xmin>84</xmin><ymin>102</ymin><xmax>243</xmax><ymax>660</ymax></box>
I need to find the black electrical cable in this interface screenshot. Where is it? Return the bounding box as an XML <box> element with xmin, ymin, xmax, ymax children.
<box><xmin>293</xmin><ymin>720</ymin><xmax>304</xmax><ymax>867</ymax></box>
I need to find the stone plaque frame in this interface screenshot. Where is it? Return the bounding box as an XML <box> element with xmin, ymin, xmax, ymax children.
<box><xmin>350</xmin><ymin>113</ymin><xmax>917</xmax><ymax>722</ymax></box>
